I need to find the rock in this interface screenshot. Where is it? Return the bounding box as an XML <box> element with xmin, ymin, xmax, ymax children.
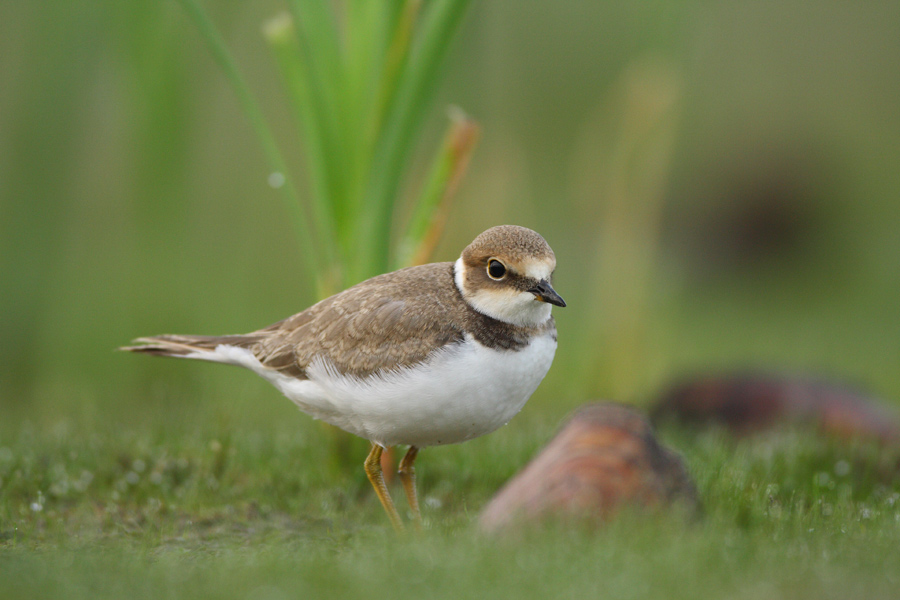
<box><xmin>479</xmin><ymin>403</ymin><xmax>699</xmax><ymax>534</ymax></box>
<box><xmin>652</xmin><ymin>373</ymin><xmax>900</xmax><ymax>444</ymax></box>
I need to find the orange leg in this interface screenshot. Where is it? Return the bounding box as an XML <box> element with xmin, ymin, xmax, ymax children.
<box><xmin>398</xmin><ymin>446</ymin><xmax>422</xmax><ymax>530</ymax></box>
<box><xmin>364</xmin><ymin>443</ymin><xmax>403</xmax><ymax>531</ymax></box>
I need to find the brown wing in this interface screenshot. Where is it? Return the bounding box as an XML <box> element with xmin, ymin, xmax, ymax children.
<box><xmin>250</xmin><ymin>262</ymin><xmax>467</xmax><ymax>378</ymax></box>
<box><xmin>122</xmin><ymin>261</ymin><xmax>553</xmax><ymax>377</ymax></box>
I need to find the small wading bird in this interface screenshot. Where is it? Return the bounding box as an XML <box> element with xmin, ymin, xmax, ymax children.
<box><xmin>122</xmin><ymin>225</ymin><xmax>565</xmax><ymax>530</ymax></box>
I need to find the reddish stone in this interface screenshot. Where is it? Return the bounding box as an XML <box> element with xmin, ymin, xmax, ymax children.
<box><xmin>479</xmin><ymin>403</ymin><xmax>698</xmax><ymax>534</ymax></box>
<box><xmin>653</xmin><ymin>373</ymin><xmax>900</xmax><ymax>443</ymax></box>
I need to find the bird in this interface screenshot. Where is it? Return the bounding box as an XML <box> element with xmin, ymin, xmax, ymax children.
<box><xmin>121</xmin><ymin>225</ymin><xmax>565</xmax><ymax>530</ymax></box>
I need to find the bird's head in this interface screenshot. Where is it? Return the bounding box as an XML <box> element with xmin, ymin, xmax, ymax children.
<box><xmin>454</xmin><ymin>225</ymin><xmax>565</xmax><ymax>328</ymax></box>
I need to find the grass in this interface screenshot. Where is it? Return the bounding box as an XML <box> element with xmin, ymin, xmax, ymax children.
<box><xmin>179</xmin><ymin>0</ymin><xmax>477</xmax><ymax>296</ymax></box>
<box><xmin>2</xmin><ymin>404</ymin><xmax>899</xmax><ymax>599</ymax></box>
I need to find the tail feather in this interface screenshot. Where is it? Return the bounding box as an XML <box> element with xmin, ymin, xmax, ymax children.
<box><xmin>119</xmin><ymin>334</ymin><xmax>261</xmax><ymax>358</ymax></box>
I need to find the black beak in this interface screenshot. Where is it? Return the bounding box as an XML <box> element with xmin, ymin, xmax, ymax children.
<box><xmin>528</xmin><ymin>279</ymin><xmax>566</xmax><ymax>307</ymax></box>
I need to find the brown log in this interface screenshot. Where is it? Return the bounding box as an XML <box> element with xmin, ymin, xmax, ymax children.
<box><xmin>479</xmin><ymin>403</ymin><xmax>698</xmax><ymax>534</ymax></box>
<box><xmin>653</xmin><ymin>373</ymin><xmax>900</xmax><ymax>444</ymax></box>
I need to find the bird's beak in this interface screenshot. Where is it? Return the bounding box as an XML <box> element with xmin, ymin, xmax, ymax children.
<box><xmin>528</xmin><ymin>279</ymin><xmax>566</xmax><ymax>307</ymax></box>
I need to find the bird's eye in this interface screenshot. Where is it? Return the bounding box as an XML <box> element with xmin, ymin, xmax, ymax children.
<box><xmin>487</xmin><ymin>259</ymin><xmax>507</xmax><ymax>280</ymax></box>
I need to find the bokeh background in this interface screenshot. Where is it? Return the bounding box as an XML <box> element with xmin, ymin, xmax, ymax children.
<box><xmin>3</xmin><ymin>0</ymin><xmax>899</xmax><ymax>436</ymax></box>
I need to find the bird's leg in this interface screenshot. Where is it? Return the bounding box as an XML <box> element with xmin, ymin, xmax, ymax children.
<box><xmin>380</xmin><ymin>446</ymin><xmax>396</xmax><ymax>485</ymax></box>
<box><xmin>364</xmin><ymin>443</ymin><xmax>404</xmax><ymax>531</ymax></box>
<box><xmin>398</xmin><ymin>446</ymin><xmax>422</xmax><ymax>530</ymax></box>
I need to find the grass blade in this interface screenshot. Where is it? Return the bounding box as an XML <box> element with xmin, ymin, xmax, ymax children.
<box><xmin>286</xmin><ymin>0</ymin><xmax>349</xmax><ymax>250</ymax></box>
<box><xmin>370</xmin><ymin>0</ymin><xmax>421</xmax><ymax>144</ymax></box>
<box><xmin>352</xmin><ymin>0</ymin><xmax>473</xmax><ymax>281</ymax></box>
<box><xmin>176</xmin><ymin>0</ymin><xmax>328</xmax><ymax>294</ymax></box>
<box><xmin>396</xmin><ymin>108</ymin><xmax>479</xmax><ymax>268</ymax></box>
<box><xmin>263</xmin><ymin>13</ymin><xmax>341</xmax><ymax>290</ymax></box>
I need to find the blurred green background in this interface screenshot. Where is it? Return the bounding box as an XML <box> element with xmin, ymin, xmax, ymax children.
<box><xmin>2</xmin><ymin>0</ymin><xmax>899</xmax><ymax>435</ymax></box>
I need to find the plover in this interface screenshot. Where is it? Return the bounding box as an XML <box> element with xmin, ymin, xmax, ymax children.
<box><xmin>122</xmin><ymin>225</ymin><xmax>565</xmax><ymax>530</ymax></box>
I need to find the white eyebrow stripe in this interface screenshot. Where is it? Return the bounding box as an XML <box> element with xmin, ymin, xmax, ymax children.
<box><xmin>523</xmin><ymin>260</ymin><xmax>553</xmax><ymax>281</ymax></box>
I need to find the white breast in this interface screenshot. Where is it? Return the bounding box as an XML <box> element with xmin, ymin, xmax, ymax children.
<box><xmin>203</xmin><ymin>334</ymin><xmax>557</xmax><ymax>448</ymax></box>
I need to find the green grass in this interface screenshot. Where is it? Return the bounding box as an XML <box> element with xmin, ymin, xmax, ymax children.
<box><xmin>178</xmin><ymin>0</ymin><xmax>476</xmax><ymax>295</ymax></box>
<box><xmin>2</xmin><ymin>407</ymin><xmax>899</xmax><ymax>599</ymax></box>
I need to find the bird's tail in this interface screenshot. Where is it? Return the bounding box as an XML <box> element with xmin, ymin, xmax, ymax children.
<box><xmin>119</xmin><ymin>334</ymin><xmax>261</xmax><ymax>360</ymax></box>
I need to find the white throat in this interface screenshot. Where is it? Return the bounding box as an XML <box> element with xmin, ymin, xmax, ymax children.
<box><xmin>454</xmin><ymin>258</ymin><xmax>553</xmax><ymax>328</ymax></box>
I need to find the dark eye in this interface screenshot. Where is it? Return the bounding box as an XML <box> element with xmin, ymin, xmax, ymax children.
<box><xmin>487</xmin><ymin>259</ymin><xmax>507</xmax><ymax>280</ymax></box>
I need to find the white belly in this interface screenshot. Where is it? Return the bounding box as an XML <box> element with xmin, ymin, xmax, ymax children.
<box><xmin>206</xmin><ymin>334</ymin><xmax>557</xmax><ymax>447</ymax></box>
